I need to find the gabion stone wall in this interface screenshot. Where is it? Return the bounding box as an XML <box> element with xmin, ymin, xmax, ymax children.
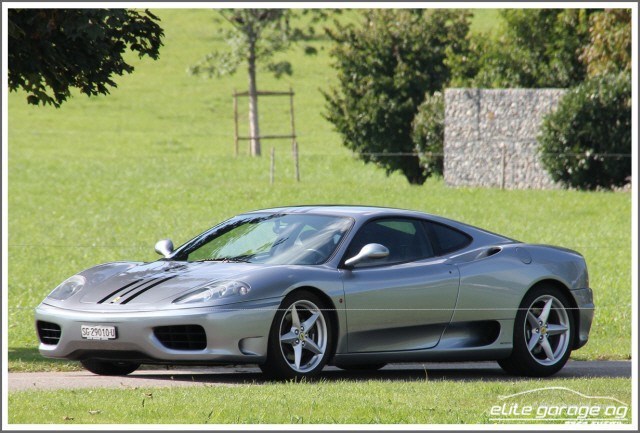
<box><xmin>444</xmin><ymin>88</ymin><xmax>566</xmax><ymax>189</ymax></box>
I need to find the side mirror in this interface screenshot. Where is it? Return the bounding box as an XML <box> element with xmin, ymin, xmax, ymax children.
<box><xmin>155</xmin><ymin>239</ymin><xmax>174</xmax><ymax>258</ymax></box>
<box><xmin>344</xmin><ymin>243</ymin><xmax>389</xmax><ymax>267</ymax></box>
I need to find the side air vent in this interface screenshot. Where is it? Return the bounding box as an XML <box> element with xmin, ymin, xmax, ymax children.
<box><xmin>486</xmin><ymin>247</ymin><xmax>502</xmax><ymax>257</ymax></box>
<box><xmin>472</xmin><ymin>246</ymin><xmax>502</xmax><ymax>261</ymax></box>
<box><xmin>153</xmin><ymin>325</ymin><xmax>207</xmax><ymax>351</ymax></box>
<box><xmin>37</xmin><ymin>321</ymin><xmax>62</xmax><ymax>345</ymax></box>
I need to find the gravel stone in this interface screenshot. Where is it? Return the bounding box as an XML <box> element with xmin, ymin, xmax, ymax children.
<box><xmin>444</xmin><ymin>88</ymin><xmax>566</xmax><ymax>189</ymax></box>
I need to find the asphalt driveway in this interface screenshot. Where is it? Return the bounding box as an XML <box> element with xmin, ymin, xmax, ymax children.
<box><xmin>8</xmin><ymin>360</ymin><xmax>631</xmax><ymax>392</ymax></box>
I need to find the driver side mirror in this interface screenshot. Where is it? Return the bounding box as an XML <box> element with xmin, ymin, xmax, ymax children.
<box><xmin>155</xmin><ymin>239</ymin><xmax>174</xmax><ymax>258</ymax></box>
<box><xmin>344</xmin><ymin>243</ymin><xmax>389</xmax><ymax>267</ymax></box>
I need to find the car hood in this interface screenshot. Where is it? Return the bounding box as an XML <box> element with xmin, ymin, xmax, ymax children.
<box><xmin>48</xmin><ymin>260</ymin><xmax>265</xmax><ymax>312</ymax></box>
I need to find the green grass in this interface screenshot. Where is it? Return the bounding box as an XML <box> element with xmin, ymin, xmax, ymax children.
<box><xmin>7</xmin><ymin>7</ymin><xmax>631</xmax><ymax>377</ymax></box>
<box><xmin>8</xmin><ymin>378</ymin><xmax>632</xmax><ymax>424</ymax></box>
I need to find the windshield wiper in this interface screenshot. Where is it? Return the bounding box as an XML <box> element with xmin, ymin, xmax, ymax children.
<box><xmin>195</xmin><ymin>255</ymin><xmax>253</xmax><ymax>263</ymax></box>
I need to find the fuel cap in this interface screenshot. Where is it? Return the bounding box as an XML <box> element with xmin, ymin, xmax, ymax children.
<box><xmin>515</xmin><ymin>247</ymin><xmax>532</xmax><ymax>264</ymax></box>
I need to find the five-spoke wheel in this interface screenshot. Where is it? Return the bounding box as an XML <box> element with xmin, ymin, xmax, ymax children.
<box><xmin>524</xmin><ymin>294</ymin><xmax>571</xmax><ymax>366</ymax></box>
<box><xmin>261</xmin><ymin>291</ymin><xmax>333</xmax><ymax>379</ymax></box>
<box><xmin>499</xmin><ymin>286</ymin><xmax>574</xmax><ymax>376</ymax></box>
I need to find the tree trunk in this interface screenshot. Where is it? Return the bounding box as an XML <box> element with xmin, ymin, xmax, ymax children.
<box><xmin>247</xmin><ymin>37</ymin><xmax>261</xmax><ymax>156</ymax></box>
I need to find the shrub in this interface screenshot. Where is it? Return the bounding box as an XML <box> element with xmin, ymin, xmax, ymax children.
<box><xmin>324</xmin><ymin>9</ymin><xmax>471</xmax><ymax>185</ymax></box>
<box><xmin>412</xmin><ymin>92</ymin><xmax>444</xmax><ymax>178</ymax></box>
<box><xmin>538</xmin><ymin>73</ymin><xmax>631</xmax><ymax>190</ymax></box>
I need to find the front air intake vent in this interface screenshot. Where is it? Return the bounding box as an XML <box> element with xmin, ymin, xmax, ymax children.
<box><xmin>153</xmin><ymin>325</ymin><xmax>207</xmax><ymax>351</ymax></box>
<box><xmin>37</xmin><ymin>321</ymin><xmax>62</xmax><ymax>345</ymax></box>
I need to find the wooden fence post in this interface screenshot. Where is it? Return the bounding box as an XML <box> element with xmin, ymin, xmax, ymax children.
<box><xmin>233</xmin><ymin>90</ymin><xmax>239</xmax><ymax>157</ymax></box>
<box><xmin>500</xmin><ymin>144</ymin><xmax>506</xmax><ymax>190</ymax></box>
<box><xmin>293</xmin><ymin>141</ymin><xmax>300</xmax><ymax>182</ymax></box>
<box><xmin>270</xmin><ymin>147</ymin><xmax>275</xmax><ymax>185</ymax></box>
<box><xmin>289</xmin><ymin>87</ymin><xmax>297</xmax><ymax>153</ymax></box>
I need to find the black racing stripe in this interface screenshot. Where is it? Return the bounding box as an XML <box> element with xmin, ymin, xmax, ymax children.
<box><xmin>118</xmin><ymin>277</ymin><xmax>160</xmax><ymax>299</ymax></box>
<box><xmin>97</xmin><ymin>279</ymin><xmax>144</xmax><ymax>304</ymax></box>
<box><xmin>120</xmin><ymin>275</ymin><xmax>177</xmax><ymax>305</ymax></box>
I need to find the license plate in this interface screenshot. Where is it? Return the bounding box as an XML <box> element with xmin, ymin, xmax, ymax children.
<box><xmin>81</xmin><ymin>325</ymin><xmax>117</xmax><ymax>340</ymax></box>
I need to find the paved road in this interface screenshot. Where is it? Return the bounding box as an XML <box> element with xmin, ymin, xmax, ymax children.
<box><xmin>8</xmin><ymin>360</ymin><xmax>631</xmax><ymax>392</ymax></box>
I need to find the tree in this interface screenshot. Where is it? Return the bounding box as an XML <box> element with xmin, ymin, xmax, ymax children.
<box><xmin>189</xmin><ymin>9</ymin><xmax>323</xmax><ymax>156</ymax></box>
<box><xmin>449</xmin><ymin>9</ymin><xmax>597</xmax><ymax>88</ymax></box>
<box><xmin>581</xmin><ymin>9</ymin><xmax>631</xmax><ymax>77</ymax></box>
<box><xmin>324</xmin><ymin>9</ymin><xmax>471</xmax><ymax>184</ymax></box>
<box><xmin>8</xmin><ymin>9</ymin><xmax>163</xmax><ymax>107</ymax></box>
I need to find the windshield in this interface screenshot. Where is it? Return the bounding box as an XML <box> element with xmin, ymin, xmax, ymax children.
<box><xmin>172</xmin><ymin>213</ymin><xmax>353</xmax><ymax>265</ymax></box>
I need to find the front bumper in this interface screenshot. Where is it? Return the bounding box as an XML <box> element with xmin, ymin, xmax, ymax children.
<box><xmin>570</xmin><ymin>287</ymin><xmax>595</xmax><ymax>350</ymax></box>
<box><xmin>34</xmin><ymin>298</ymin><xmax>281</xmax><ymax>365</ymax></box>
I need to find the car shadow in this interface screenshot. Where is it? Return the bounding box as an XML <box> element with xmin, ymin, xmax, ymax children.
<box><xmin>129</xmin><ymin>361</ymin><xmax>631</xmax><ymax>385</ymax></box>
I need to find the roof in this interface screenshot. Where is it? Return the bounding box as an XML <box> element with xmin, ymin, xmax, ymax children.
<box><xmin>245</xmin><ymin>205</ymin><xmax>430</xmax><ymax>218</ymax></box>
<box><xmin>244</xmin><ymin>205</ymin><xmax>516</xmax><ymax>244</ymax></box>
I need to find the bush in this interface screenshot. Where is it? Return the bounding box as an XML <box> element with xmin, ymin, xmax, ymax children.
<box><xmin>324</xmin><ymin>9</ymin><xmax>471</xmax><ymax>185</ymax></box>
<box><xmin>539</xmin><ymin>73</ymin><xmax>631</xmax><ymax>190</ymax></box>
<box><xmin>412</xmin><ymin>92</ymin><xmax>444</xmax><ymax>178</ymax></box>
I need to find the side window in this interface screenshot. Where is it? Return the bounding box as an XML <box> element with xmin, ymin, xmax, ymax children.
<box><xmin>345</xmin><ymin>218</ymin><xmax>434</xmax><ymax>267</ymax></box>
<box><xmin>423</xmin><ymin>221</ymin><xmax>472</xmax><ymax>255</ymax></box>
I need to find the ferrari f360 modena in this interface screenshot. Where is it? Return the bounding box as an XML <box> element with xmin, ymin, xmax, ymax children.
<box><xmin>35</xmin><ymin>206</ymin><xmax>594</xmax><ymax>379</ymax></box>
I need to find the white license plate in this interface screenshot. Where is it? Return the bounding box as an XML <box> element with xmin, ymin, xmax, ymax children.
<box><xmin>81</xmin><ymin>325</ymin><xmax>117</xmax><ymax>340</ymax></box>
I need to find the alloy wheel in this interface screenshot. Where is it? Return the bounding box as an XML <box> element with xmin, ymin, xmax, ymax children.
<box><xmin>524</xmin><ymin>294</ymin><xmax>571</xmax><ymax>366</ymax></box>
<box><xmin>278</xmin><ymin>300</ymin><xmax>328</xmax><ymax>373</ymax></box>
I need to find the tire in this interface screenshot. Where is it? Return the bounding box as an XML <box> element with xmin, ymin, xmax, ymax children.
<box><xmin>499</xmin><ymin>285</ymin><xmax>574</xmax><ymax>377</ymax></box>
<box><xmin>336</xmin><ymin>363</ymin><xmax>386</xmax><ymax>371</ymax></box>
<box><xmin>260</xmin><ymin>291</ymin><xmax>333</xmax><ymax>380</ymax></box>
<box><xmin>80</xmin><ymin>359</ymin><xmax>140</xmax><ymax>376</ymax></box>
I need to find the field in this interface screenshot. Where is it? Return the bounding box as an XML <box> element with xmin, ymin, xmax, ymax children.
<box><xmin>6</xmin><ymin>8</ymin><xmax>632</xmax><ymax>425</ymax></box>
<box><xmin>7</xmin><ymin>378</ymin><xmax>632</xmax><ymax>424</ymax></box>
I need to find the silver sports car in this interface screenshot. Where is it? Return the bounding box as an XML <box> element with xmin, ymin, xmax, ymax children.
<box><xmin>35</xmin><ymin>206</ymin><xmax>594</xmax><ymax>379</ymax></box>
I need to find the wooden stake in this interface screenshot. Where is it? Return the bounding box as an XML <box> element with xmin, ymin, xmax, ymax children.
<box><xmin>293</xmin><ymin>141</ymin><xmax>300</xmax><ymax>182</ymax></box>
<box><xmin>289</xmin><ymin>87</ymin><xmax>297</xmax><ymax>153</ymax></box>
<box><xmin>233</xmin><ymin>90</ymin><xmax>239</xmax><ymax>157</ymax></box>
<box><xmin>501</xmin><ymin>144</ymin><xmax>506</xmax><ymax>190</ymax></box>
<box><xmin>270</xmin><ymin>147</ymin><xmax>275</xmax><ymax>185</ymax></box>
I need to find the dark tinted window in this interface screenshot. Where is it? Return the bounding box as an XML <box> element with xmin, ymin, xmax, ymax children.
<box><xmin>424</xmin><ymin>221</ymin><xmax>472</xmax><ymax>254</ymax></box>
<box><xmin>345</xmin><ymin>218</ymin><xmax>434</xmax><ymax>267</ymax></box>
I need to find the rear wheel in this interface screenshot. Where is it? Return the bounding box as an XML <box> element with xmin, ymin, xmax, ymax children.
<box><xmin>81</xmin><ymin>359</ymin><xmax>140</xmax><ymax>376</ymax></box>
<box><xmin>260</xmin><ymin>291</ymin><xmax>333</xmax><ymax>380</ymax></box>
<box><xmin>499</xmin><ymin>286</ymin><xmax>574</xmax><ymax>377</ymax></box>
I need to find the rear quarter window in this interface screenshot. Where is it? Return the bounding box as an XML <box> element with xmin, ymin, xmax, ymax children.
<box><xmin>424</xmin><ymin>221</ymin><xmax>472</xmax><ymax>255</ymax></box>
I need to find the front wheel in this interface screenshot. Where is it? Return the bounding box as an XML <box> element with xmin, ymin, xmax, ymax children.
<box><xmin>499</xmin><ymin>286</ymin><xmax>574</xmax><ymax>377</ymax></box>
<box><xmin>260</xmin><ymin>291</ymin><xmax>333</xmax><ymax>380</ymax></box>
<box><xmin>80</xmin><ymin>359</ymin><xmax>140</xmax><ymax>376</ymax></box>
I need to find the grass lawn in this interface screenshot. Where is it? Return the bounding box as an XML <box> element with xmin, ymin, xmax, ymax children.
<box><xmin>6</xmin><ymin>7</ymin><xmax>632</xmax><ymax>427</ymax></box>
<box><xmin>7</xmin><ymin>378</ymin><xmax>632</xmax><ymax>424</ymax></box>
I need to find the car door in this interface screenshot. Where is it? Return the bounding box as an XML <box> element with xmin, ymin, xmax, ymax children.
<box><xmin>340</xmin><ymin>217</ymin><xmax>460</xmax><ymax>353</ymax></box>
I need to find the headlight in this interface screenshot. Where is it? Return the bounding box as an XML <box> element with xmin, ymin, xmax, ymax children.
<box><xmin>47</xmin><ymin>275</ymin><xmax>86</xmax><ymax>301</ymax></box>
<box><xmin>173</xmin><ymin>280</ymin><xmax>251</xmax><ymax>304</ymax></box>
